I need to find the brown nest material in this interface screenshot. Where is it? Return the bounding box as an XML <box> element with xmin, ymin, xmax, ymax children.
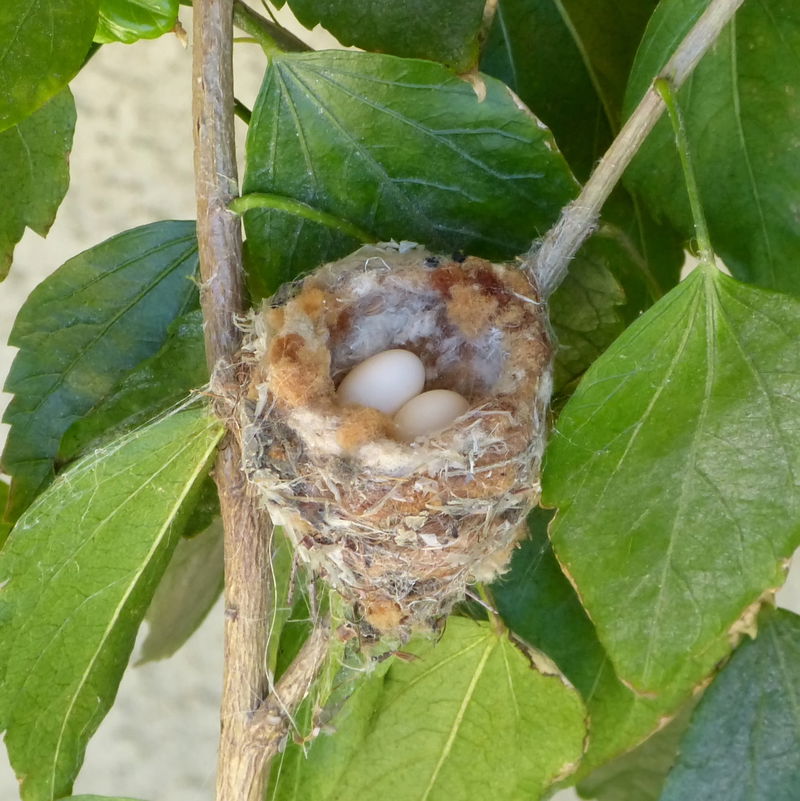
<box><xmin>239</xmin><ymin>243</ymin><xmax>553</xmax><ymax>639</ymax></box>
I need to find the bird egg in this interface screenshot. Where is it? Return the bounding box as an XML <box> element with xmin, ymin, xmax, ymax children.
<box><xmin>336</xmin><ymin>349</ymin><xmax>426</xmax><ymax>415</ymax></box>
<box><xmin>393</xmin><ymin>389</ymin><xmax>470</xmax><ymax>440</ymax></box>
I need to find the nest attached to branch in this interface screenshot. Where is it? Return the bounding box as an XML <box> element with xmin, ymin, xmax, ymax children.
<box><xmin>238</xmin><ymin>243</ymin><xmax>553</xmax><ymax>639</ymax></box>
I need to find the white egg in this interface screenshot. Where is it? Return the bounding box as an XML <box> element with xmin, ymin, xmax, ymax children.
<box><xmin>336</xmin><ymin>349</ymin><xmax>426</xmax><ymax>415</ymax></box>
<box><xmin>393</xmin><ymin>389</ymin><xmax>470</xmax><ymax>440</ymax></box>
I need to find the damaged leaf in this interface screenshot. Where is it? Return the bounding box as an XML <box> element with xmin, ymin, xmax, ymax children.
<box><xmin>575</xmin><ymin>699</ymin><xmax>695</xmax><ymax>801</ymax></box>
<box><xmin>544</xmin><ymin>265</ymin><xmax>800</xmax><ymax>694</ymax></box>
<box><xmin>493</xmin><ymin>510</ymin><xmax>698</xmax><ymax>776</ymax></box>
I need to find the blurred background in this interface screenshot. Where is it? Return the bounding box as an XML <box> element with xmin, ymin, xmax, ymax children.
<box><xmin>1</xmin><ymin>5</ymin><xmax>798</xmax><ymax>800</ymax></box>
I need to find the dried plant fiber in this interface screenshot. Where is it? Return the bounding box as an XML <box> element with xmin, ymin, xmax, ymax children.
<box><xmin>239</xmin><ymin>243</ymin><xmax>553</xmax><ymax>639</ymax></box>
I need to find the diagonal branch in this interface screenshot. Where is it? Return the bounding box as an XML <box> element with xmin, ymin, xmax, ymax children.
<box><xmin>527</xmin><ymin>0</ymin><xmax>746</xmax><ymax>298</ymax></box>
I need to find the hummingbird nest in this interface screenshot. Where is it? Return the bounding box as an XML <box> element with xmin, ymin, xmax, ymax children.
<box><xmin>238</xmin><ymin>243</ymin><xmax>553</xmax><ymax>639</ymax></box>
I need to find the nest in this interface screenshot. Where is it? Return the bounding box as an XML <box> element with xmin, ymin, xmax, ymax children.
<box><xmin>238</xmin><ymin>243</ymin><xmax>553</xmax><ymax>639</ymax></box>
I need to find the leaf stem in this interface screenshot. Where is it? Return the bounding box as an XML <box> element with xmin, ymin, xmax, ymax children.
<box><xmin>231</xmin><ymin>0</ymin><xmax>310</xmax><ymax>54</ymax></box>
<box><xmin>527</xmin><ymin>0</ymin><xmax>744</xmax><ymax>297</ymax></box>
<box><xmin>474</xmin><ymin>582</ymin><xmax>504</xmax><ymax>635</ymax></box>
<box><xmin>654</xmin><ymin>78</ymin><xmax>716</xmax><ymax>268</ymax></box>
<box><xmin>234</xmin><ymin>97</ymin><xmax>252</xmax><ymax>124</ymax></box>
<box><xmin>230</xmin><ymin>193</ymin><xmax>375</xmax><ymax>243</ymax></box>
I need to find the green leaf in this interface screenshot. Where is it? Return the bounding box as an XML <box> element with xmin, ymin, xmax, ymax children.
<box><xmin>0</xmin><ymin>481</ymin><xmax>10</xmax><ymax>547</ymax></box>
<box><xmin>0</xmin><ymin>0</ymin><xmax>99</xmax><ymax>132</ymax></box>
<box><xmin>543</xmin><ymin>265</ymin><xmax>800</xmax><ymax>694</ymax></box>
<box><xmin>0</xmin><ymin>409</ymin><xmax>223</xmax><ymax>801</ymax></box>
<box><xmin>1</xmin><ymin>220</ymin><xmax>199</xmax><ymax>520</ymax></box>
<box><xmin>659</xmin><ymin>607</ymin><xmax>800</xmax><ymax>801</ymax></box>
<box><xmin>271</xmin><ymin>617</ymin><xmax>586</xmax><ymax>801</ymax></box>
<box><xmin>178</xmin><ymin>474</ymin><xmax>219</xmax><ymax>539</ymax></box>
<box><xmin>549</xmin><ymin>228</ymin><xmax>627</xmax><ymax>397</ymax></box>
<box><xmin>281</xmin><ymin>0</ymin><xmax>485</xmax><ymax>72</ymax></box>
<box><xmin>57</xmin><ymin>309</ymin><xmax>208</xmax><ymax>465</ymax></box>
<box><xmin>624</xmin><ymin>0</ymin><xmax>800</xmax><ymax>295</ymax></box>
<box><xmin>576</xmin><ymin>701</ymin><xmax>694</xmax><ymax>801</ymax></box>
<box><xmin>138</xmin><ymin>518</ymin><xmax>223</xmax><ymax>663</ymax></box>
<box><xmin>269</xmin><ymin>659</ymin><xmax>391</xmax><ymax>801</ymax></box>
<box><xmin>95</xmin><ymin>0</ymin><xmax>179</xmax><ymax>44</ymax></box>
<box><xmin>481</xmin><ymin>0</ymin><xmax>658</xmax><ymax>180</ymax></box>
<box><xmin>492</xmin><ymin>510</ymin><xmax>696</xmax><ymax>776</ymax></box>
<box><xmin>0</xmin><ymin>89</ymin><xmax>75</xmax><ymax>278</ymax></box>
<box><xmin>480</xmin><ymin>0</ymin><xmax>683</xmax><ymax>311</ymax></box>
<box><xmin>242</xmin><ymin>50</ymin><xmax>578</xmax><ymax>297</ymax></box>
<box><xmin>267</xmin><ymin>529</ymin><xmax>304</xmax><ymax>679</ymax></box>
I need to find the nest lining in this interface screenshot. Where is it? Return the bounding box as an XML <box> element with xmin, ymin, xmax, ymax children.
<box><xmin>239</xmin><ymin>244</ymin><xmax>553</xmax><ymax>638</ymax></box>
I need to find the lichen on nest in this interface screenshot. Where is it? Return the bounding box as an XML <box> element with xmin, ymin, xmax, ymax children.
<box><xmin>238</xmin><ymin>243</ymin><xmax>553</xmax><ymax>639</ymax></box>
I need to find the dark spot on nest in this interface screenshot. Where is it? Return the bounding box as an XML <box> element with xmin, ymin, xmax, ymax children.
<box><xmin>430</xmin><ymin>261</ymin><xmax>512</xmax><ymax>308</ymax></box>
<box><xmin>410</xmin><ymin>578</ymin><xmax>441</xmax><ymax>597</ymax></box>
<box><xmin>420</xmin><ymin>517</ymin><xmax>459</xmax><ymax>541</ymax></box>
<box><xmin>500</xmin><ymin>507</ymin><xmax>527</xmax><ymax>526</ymax></box>
<box><xmin>270</xmin><ymin>332</ymin><xmax>305</xmax><ymax>361</ymax></box>
<box><xmin>473</xmin><ymin>266</ymin><xmax>509</xmax><ymax>299</ymax></box>
<box><xmin>423</xmin><ymin>256</ymin><xmax>440</xmax><ymax>268</ymax></box>
<box><xmin>331</xmin><ymin>306</ymin><xmax>353</xmax><ymax>341</ymax></box>
<box><xmin>297</xmin><ymin>500</ymin><xmax>327</xmax><ymax>528</ymax></box>
<box><xmin>451</xmin><ymin>250</ymin><xmax>467</xmax><ymax>263</ymax></box>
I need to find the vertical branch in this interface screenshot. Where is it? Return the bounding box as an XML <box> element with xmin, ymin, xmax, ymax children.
<box><xmin>192</xmin><ymin>2</ymin><xmax>273</xmax><ymax>800</ymax></box>
<box><xmin>193</xmin><ymin>5</ymin><xmax>331</xmax><ymax>800</ymax></box>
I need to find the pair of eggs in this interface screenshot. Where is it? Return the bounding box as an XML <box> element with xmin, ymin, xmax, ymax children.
<box><xmin>336</xmin><ymin>349</ymin><xmax>469</xmax><ymax>440</ymax></box>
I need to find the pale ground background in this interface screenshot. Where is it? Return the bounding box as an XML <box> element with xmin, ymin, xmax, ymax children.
<box><xmin>1</xmin><ymin>7</ymin><xmax>799</xmax><ymax>800</ymax></box>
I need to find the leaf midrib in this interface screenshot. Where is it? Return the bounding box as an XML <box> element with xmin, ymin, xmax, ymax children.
<box><xmin>419</xmin><ymin>636</ymin><xmax>496</xmax><ymax>801</ymax></box>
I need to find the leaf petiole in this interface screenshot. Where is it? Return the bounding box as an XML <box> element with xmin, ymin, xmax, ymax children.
<box><xmin>230</xmin><ymin>192</ymin><xmax>375</xmax><ymax>244</ymax></box>
<box><xmin>654</xmin><ymin>77</ymin><xmax>716</xmax><ymax>269</ymax></box>
<box><xmin>231</xmin><ymin>0</ymin><xmax>310</xmax><ymax>55</ymax></box>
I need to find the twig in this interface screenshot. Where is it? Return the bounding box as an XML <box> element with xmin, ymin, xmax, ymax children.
<box><xmin>232</xmin><ymin>0</ymin><xmax>310</xmax><ymax>53</ymax></box>
<box><xmin>527</xmin><ymin>0</ymin><xmax>745</xmax><ymax>298</ymax></box>
<box><xmin>248</xmin><ymin>621</ymin><xmax>332</xmax><ymax>761</ymax></box>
